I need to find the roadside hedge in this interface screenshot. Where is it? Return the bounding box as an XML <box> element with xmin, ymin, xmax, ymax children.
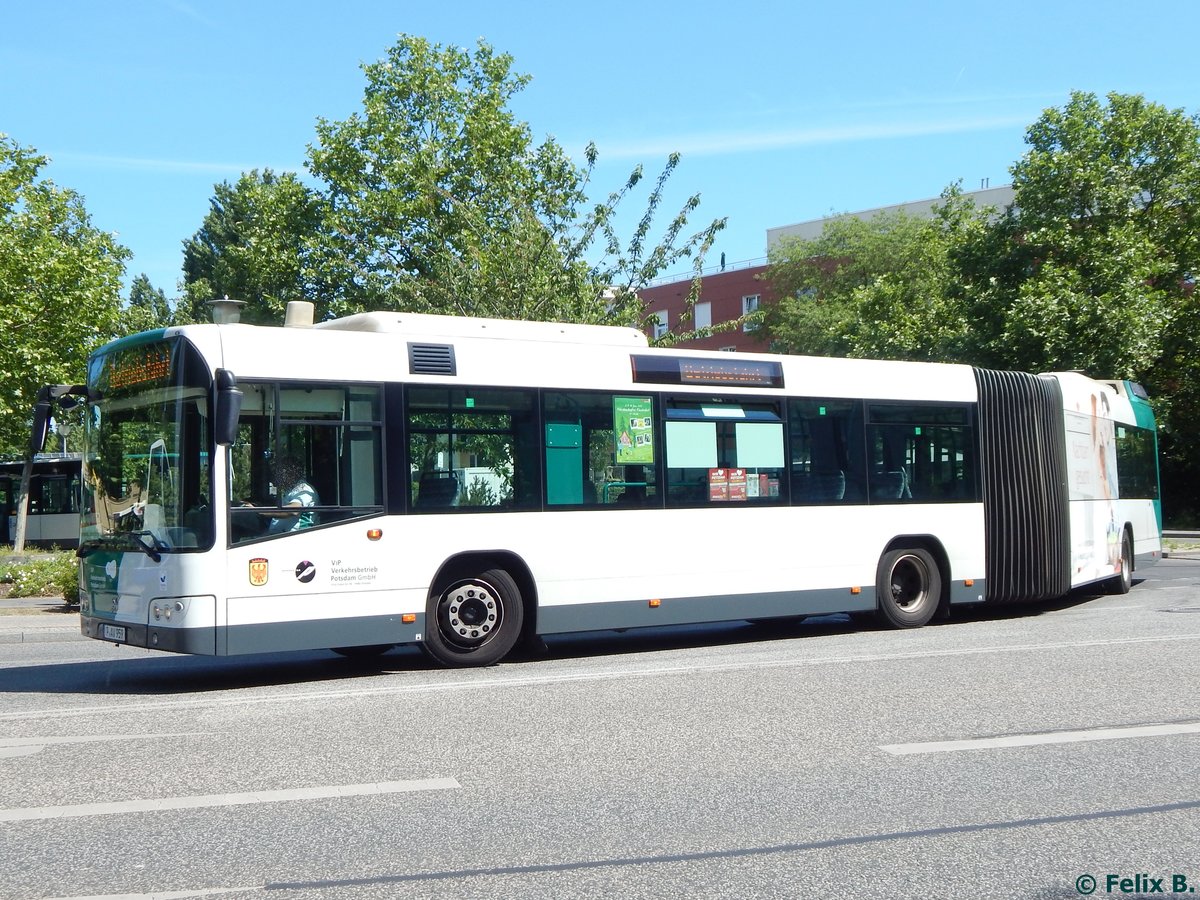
<box><xmin>0</xmin><ymin>552</ymin><xmax>79</xmax><ymax>605</ymax></box>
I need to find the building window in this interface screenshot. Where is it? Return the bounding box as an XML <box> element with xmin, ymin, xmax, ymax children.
<box><xmin>693</xmin><ymin>301</ymin><xmax>711</xmax><ymax>330</ymax></box>
<box><xmin>651</xmin><ymin>309</ymin><xmax>668</xmax><ymax>340</ymax></box>
<box><xmin>742</xmin><ymin>295</ymin><xmax>760</xmax><ymax>332</ymax></box>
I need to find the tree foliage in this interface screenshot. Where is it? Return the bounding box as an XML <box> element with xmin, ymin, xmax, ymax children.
<box><xmin>307</xmin><ymin>36</ymin><xmax>581</xmax><ymax>318</ymax></box>
<box><xmin>958</xmin><ymin>91</ymin><xmax>1195</xmax><ymax>378</ymax></box>
<box><xmin>0</xmin><ymin>134</ymin><xmax>127</xmax><ymax>456</ymax></box>
<box><xmin>967</xmin><ymin>92</ymin><xmax>1200</xmax><ymax>522</ymax></box>
<box><xmin>180</xmin><ymin>169</ymin><xmax>325</xmax><ymax>326</ymax></box>
<box><xmin>761</xmin><ymin>186</ymin><xmax>993</xmax><ymax>360</ymax></box>
<box><xmin>759</xmin><ymin>91</ymin><xmax>1200</xmax><ymax>522</ymax></box>
<box><xmin>184</xmin><ymin>35</ymin><xmax>724</xmax><ymax>335</ymax></box>
<box><xmin>121</xmin><ymin>273</ymin><xmax>172</xmax><ymax>335</ymax></box>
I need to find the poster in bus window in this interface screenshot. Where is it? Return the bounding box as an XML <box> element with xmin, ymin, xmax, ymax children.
<box><xmin>746</xmin><ymin>472</ymin><xmax>772</xmax><ymax>498</ymax></box>
<box><xmin>728</xmin><ymin>468</ymin><xmax>747</xmax><ymax>501</ymax></box>
<box><xmin>708</xmin><ymin>468</ymin><xmax>729</xmax><ymax>501</ymax></box>
<box><xmin>614</xmin><ymin>396</ymin><xmax>654</xmax><ymax>464</ymax></box>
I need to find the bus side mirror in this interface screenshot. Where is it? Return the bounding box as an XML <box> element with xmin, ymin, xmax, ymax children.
<box><xmin>215</xmin><ymin>369</ymin><xmax>243</xmax><ymax>446</ymax></box>
<box><xmin>30</xmin><ymin>397</ymin><xmax>52</xmax><ymax>455</ymax></box>
<box><xmin>29</xmin><ymin>385</ymin><xmax>87</xmax><ymax>454</ymax></box>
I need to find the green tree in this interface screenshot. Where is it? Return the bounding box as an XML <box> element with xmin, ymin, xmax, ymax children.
<box><xmin>306</xmin><ymin>36</ymin><xmax>585</xmax><ymax>318</ymax></box>
<box><xmin>306</xmin><ymin>35</ymin><xmax>724</xmax><ymax>332</ymax></box>
<box><xmin>965</xmin><ymin>92</ymin><xmax>1200</xmax><ymax>522</ymax></box>
<box><xmin>121</xmin><ymin>273</ymin><xmax>172</xmax><ymax>335</ymax></box>
<box><xmin>760</xmin><ymin>186</ymin><xmax>992</xmax><ymax>360</ymax></box>
<box><xmin>180</xmin><ymin>169</ymin><xmax>324</xmax><ymax>325</ymax></box>
<box><xmin>958</xmin><ymin>91</ymin><xmax>1194</xmax><ymax>378</ymax></box>
<box><xmin>0</xmin><ymin>134</ymin><xmax>128</xmax><ymax>456</ymax></box>
<box><xmin>761</xmin><ymin>91</ymin><xmax>1200</xmax><ymax>522</ymax></box>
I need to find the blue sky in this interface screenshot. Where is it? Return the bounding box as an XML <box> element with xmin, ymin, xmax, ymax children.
<box><xmin>4</xmin><ymin>0</ymin><xmax>1198</xmax><ymax>300</ymax></box>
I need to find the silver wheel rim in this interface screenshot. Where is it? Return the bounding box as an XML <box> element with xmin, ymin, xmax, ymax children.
<box><xmin>438</xmin><ymin>580</ymin><xmax>503</xmax><ymax>650</ymax></box>
<box><xmin>889</xmin><ymin>554</ymin><xmax>931</xmax><ymax>612</ymax></box>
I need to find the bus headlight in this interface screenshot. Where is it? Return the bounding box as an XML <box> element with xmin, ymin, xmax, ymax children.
<box><xmin>152</xmin><ymin>600</ymin><xmax>186</xmax><ymax>621</ymax></box>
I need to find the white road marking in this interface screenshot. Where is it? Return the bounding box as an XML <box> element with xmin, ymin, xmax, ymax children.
<box><xmin>0</xmin><ymin>656</ymin><xmax>114</xmax><ymax>667</ymax></box>
<box><xmin>0</xmin><ymin>732</ymin><xmax>212</xmax><ymax>759</ymax></box>
<box><xmin>0</xmin><ymin>777</ymin><xmax>459</xmax><ymax>823</ymax></box>
<box><xmin>43</xmin><ymin>889</ymin><xmax>256</xmax><ymax>900</ymax></box>
<box><xmin>1062</xmin><ymin>605</ymin><xmax>1143</xmax><ymax>612</ymax></box>
<box><xmin>5</xmin><ymin>632</ymin><xmax>1200</xmax><ymax>723</ymax></box>
<box><xmin>880</xmin><ymin>722</ymin><xmax>1200</xmax><ymax>755</ymax></box>
<box><xmin>0</xmin><ymin>745</ymin><xmax>40</xmax><ymax>759</ymax></box>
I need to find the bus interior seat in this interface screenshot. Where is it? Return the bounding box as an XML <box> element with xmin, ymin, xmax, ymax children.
<box><xmin>792</xmin><ymin>469</ymin><xmax>847</xmax><ymax>502</ymax></box>
<box><xmin>871</xmin><ymin>469</ymin><xmax>911</xmax><ymax>501</ymax></box>
<box><xmin>165</xmin><ymin>527</ymin><xmax>200</xmax><ymax>549</ymax></box>
<box><xmin>416</xmin><ymin>472</ymin><xmax>459</xmax><ymax>508</ymax></box>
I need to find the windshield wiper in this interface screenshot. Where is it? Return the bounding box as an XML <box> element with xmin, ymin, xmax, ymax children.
<box><xmin>75</xmin><ymin>532</ymin><xmax>165</xmax><ymax>562</ymax></box>
<box><xmin>130</xmin><ymin>531</ymin><xmax>166</xmax><ymax>563</ymax></box>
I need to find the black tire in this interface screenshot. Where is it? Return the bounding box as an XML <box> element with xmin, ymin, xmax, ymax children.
<box><xmin>423</xmin><ymin>567</ymin><xmax>524</xmax><ymax>667</ymax></box>
<box><xmin>331</xmin><ymin>644</ymin><xmax>393</xmax><ymax>658</ymax></box>
<box><xmin>1107</xmin><ymin>531</ymin><xmax>1134</xmax><ymax>595</ymax></box>
<box><xmin>876</xmin><ymin>548</ymin><xmax>940</xmax><ymax>628</ymax></box>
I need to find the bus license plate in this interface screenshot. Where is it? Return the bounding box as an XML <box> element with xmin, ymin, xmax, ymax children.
<box><xmin>101</xmin><ymin>624</ymin><xmax>126</xmax><ymax>642</ymax></box>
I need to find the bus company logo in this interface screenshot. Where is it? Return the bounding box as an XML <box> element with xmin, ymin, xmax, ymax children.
<box><xmin>295</xmin><ymin>560</ymin><xmax>316</xmax><ymax>583</ymax></box>
<box><xmin>249</xmin><ymin>558</ymin><xmax>269</xmax><ymax>586</ymax></box>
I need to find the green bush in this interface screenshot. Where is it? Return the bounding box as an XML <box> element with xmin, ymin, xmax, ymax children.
<box><xmin>4</xmin><ymin>553</ymin><xmax>79</xmax><ymax>605</ymax></box>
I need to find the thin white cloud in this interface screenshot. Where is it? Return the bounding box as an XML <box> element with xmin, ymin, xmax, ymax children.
<box><xmin>591</xmin><ymin>115</ymin><xmax>1030</xmax><ymax>162</ymax></box>
<box><xmin>163</xmin><ymin>0</ymin><xmax>217</xmax><ymax>28</ymax></box>
<box><xmin>748</xmin><ymin>89</ymin><xmax>1063</xmax><ymax>120</ymax></box>
<box><xmin>48</xmin><ymin>152</ymin><xmax>304</xmax><ymax>176</ymax></box>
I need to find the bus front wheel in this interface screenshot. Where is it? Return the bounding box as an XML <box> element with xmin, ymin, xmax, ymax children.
<box><xmin>423</xmin><ymin>567</ymin><xmax>524</xmax><ymax>667</ymax></box>
<box><xmin>876</xmin><ymin>548</ymin><xmax>940</xmax><ymax>628</ymax></box>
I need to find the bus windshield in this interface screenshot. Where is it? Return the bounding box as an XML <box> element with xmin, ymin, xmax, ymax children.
<box><xmin>80</xmin><ymin>336</ymin><xmax>213</xmax><ymax>556</ymax></box>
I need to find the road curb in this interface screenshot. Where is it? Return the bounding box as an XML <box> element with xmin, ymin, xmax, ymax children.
<box><xmin>0</xmin><ymin>608</ymin><xmax>85</xmax><ymax>645</ymax></box>
<box><xmin>0</xmin><ymin>628</ymin><xmax>86</xmax><ymax>644</ymax></box>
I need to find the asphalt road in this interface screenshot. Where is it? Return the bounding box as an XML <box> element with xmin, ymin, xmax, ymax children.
<box><xmin>1</xmin><ymin>558</ymin><xmax>1198</xmax><ymax>899</ymax></box>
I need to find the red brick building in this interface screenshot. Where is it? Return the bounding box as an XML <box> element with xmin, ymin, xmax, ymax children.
<box><xmin>643</xmin><ymin>184</ymin><xmax>1015</xmax><ymax>352</ymax></box>
<box><xmin>639</xmin><ymin>262</ymin><xmax>775</xmax><ymax>351</ymax></box>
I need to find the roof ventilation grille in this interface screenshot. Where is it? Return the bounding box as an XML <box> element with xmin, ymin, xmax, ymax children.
<box><xmin>408</xmin><ymin>342</ymin><xmax>456</xmax><ymax>376</ymax></box>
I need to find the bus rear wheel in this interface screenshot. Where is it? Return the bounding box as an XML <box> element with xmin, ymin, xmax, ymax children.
<box><xmin>1107</xmin><ymin>531</ymin><xmax>1134</xmax><ymax>595</ymax></box>
<box><xmin>876</xmin><ymin>548</ymin><xmax>940</xmax><ymax>628</ymax></box>
<box><xmin>423</xmin><ymin>567</ymin><xmax>523</xmax><ymax>667</ymax></box>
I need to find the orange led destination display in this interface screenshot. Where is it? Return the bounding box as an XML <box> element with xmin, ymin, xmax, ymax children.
<box><xmin>631</xmin><ymin>354</ymin><xmax>784</xmax><ymax>388</ymax></box>
<box><xmin>100</xmin><ymin>343</ymin><xmax>175</xmax><ymax>394</ymax></box>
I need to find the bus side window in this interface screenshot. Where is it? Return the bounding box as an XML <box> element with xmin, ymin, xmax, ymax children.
<box><xmin>788</xmin><ymin>399</ymin><xmax>867</xmax><ymax>505</ymax></box>
<box><xmin>542</xmin><ymin>392</ymin><xmax>658</xmax><ymax>507</ymax></box>
<box><xmin>866</xmin><ymin>403</ymin><xmax>976</xmax><ymax>503</ymax></box>
<box><xmin>407</xmin><ymin>386</ymin><xmax>540</xmax><ymax>512</ymax></box>
<box><xmin>664</xmin><ymin>400</ymin><xmax>785</xmax><ymax>505</ymax></box>
<box><xmin>228</xmin><ymin>382</ymin><xmax>384</xmax><ymax>544</ymax></box>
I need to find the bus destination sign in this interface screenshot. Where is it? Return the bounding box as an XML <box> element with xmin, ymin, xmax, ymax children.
<box><xmin>97</xmin><ymin>341</ymin><xmax>175</xmax><ymax>395</ymax></box>
<box><xmin>631</xmin><ymin>354</ymin><xmax>784</xmax><ymax>388</ymax></box>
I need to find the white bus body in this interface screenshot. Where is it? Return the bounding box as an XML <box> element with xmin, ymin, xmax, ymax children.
<box><xmin>70</xmin><ymin>312</ymin><xmax>1161</xmax><ymax>665</ymax></box>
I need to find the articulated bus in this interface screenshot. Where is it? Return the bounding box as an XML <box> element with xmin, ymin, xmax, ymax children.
<box><xmin>40</xmin><ymin>307</ymin><xmax>1161</xmax><ymax>666</ymax></box>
